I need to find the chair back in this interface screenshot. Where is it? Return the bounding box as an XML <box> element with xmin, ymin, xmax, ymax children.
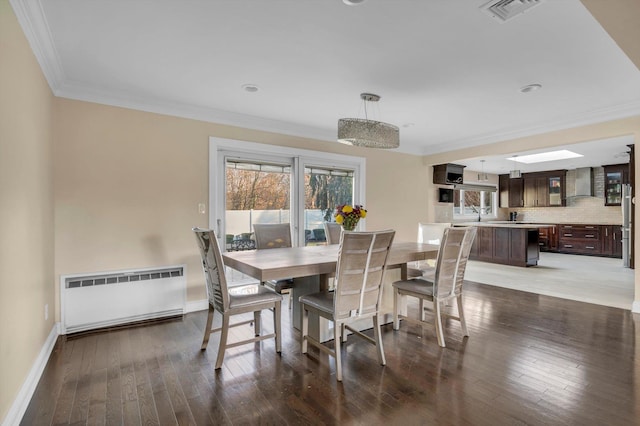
<box><xmin>333</xmin><ymin>230</ymin><xmax>395</xmax><ymax>321</ymax></box>
<box><xmin>432</xmin><ymin>227</ymin><xmax>477</xmax><ymax>299</ymax></box>
<box><xmin>193</xmin><ymin>228</ymin><xmax>229</xmax><ymax>312</ymax></box>
<box><xmin>324</xmin><ymin>222</ymin><xmax>342</xmax><ymax>245</ymax></box>
<box><xmin>253</xmin><ymin>223</ymin><xmax>292</xmax><ymax>249</ymax></box>
<box><xmin>418</xmin><ymin>222</ymin><xmax>451</xmax><ymax>245</ymax></box>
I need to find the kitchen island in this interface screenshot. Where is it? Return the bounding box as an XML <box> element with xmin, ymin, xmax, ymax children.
<box><xmin>455</xmin><ymin>222</ymin><xmax>553</xmax><ymax>267</ymax></box>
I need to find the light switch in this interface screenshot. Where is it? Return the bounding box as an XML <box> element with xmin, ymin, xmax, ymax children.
<box><xmin>198</xmin><ymin>203</ymin><xmax>206</xmax><ymax>215</ymax></box>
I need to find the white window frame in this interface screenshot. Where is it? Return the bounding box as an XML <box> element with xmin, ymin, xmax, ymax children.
<box><xmin>209</xmin><ymin>137</ymin><xmax>366</xmax><ymax>247</ymax></box>
<box><xmin>453</xmin><ymin>183</ymin><xmax>498</xmax><ymax>220</ymax></box>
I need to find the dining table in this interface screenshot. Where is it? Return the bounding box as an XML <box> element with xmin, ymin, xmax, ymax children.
<box><xmin>222</xmin><ymin>241</ymin><xmax>439</xmax><ymax>341</ymax></box>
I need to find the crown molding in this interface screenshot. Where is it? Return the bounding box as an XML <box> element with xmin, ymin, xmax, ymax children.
<box><xmin>10</xmin><ymin>0</ymin><xmax>65</xmax><ymax>92</ymax></box>
<box><xmin>57</xmin><ymin>81</ymin><xmax>339</xmax><ymax>143</ymax></box>
<box><xmin>421</xmin><ymin>99</ymin><xmax>640</xmax><ymax>156</ymax></box>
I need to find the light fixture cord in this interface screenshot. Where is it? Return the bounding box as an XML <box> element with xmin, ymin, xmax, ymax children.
<box><xmin>363</xmin><ymin>98</ymin><xmax>369</xmax><ymax>120</ymax></box>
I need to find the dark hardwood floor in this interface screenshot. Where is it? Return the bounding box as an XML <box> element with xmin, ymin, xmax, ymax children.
<box><xmin>22</xmin><ymin>281</ymin><xmax>640</xmax><ymax>425</ymax></box>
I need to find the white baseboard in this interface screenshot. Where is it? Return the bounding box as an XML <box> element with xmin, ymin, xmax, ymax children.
<box><xmin>632</xmin><ymin>300</ymin><xmax>640</xmax><ymax>314</ymax></box>
<box><xmin>186</xmin><ymin>299</ymin><xmax>208</xmax><ymax>313</ymax></box>
<box><xmin>2</xmin><ymin>323</ymin><xmax>59</xmax><ymax>426</ymax></box>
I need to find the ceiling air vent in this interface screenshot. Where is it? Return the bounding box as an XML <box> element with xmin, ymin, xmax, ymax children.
<box><xmin>480</xmin><ymin>0</ymin><xmax>545</xmax><ymax>23</ymax></box>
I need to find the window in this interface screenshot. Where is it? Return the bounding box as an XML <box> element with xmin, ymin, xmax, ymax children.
<box><xmin>453</xmin><ymin>184</ymin><xmax>497</xmax><ymax>219</ymax></box>
<box><xmin>209</xmin><ymin>137</ymin><xmax>365</xmax><ymax>249</ymax></box>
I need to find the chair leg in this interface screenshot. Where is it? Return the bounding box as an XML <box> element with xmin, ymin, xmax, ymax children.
<box><xmin>393</xmin><ymin>289</ymin><xmax>400</xmax><ymax>330</ymax></box>
<box><xmin>301</xmin><ymin>304</ymin><xmax>309</xmax><ymax>354</ymax></box>
<box><xmin>373</xmin><ymin>315</ymin><xmax>386</xmax><ymax>366</ymax></box>
<box><xmin>215</xmin><ymin>312</ymin><xmax>230</xmax><ymax>369</ymax></box>
<box><xmin>253</xmin><ymin>310</ymin><xmax>261</xmax><ymax>336</ymax></box>
<box><xmin>334</xmin><ymin>322</ymin><xmax>343</xmax><ymax>382</ymax></box>
<box><xmin>341</xmin><ymin>323</ymin><xmax>348</xmax><ymax>342</ymax></box>
<box><xmin>434</xmin><ymin>301</ymin><xmax>446</xmax><ymax>348</ymax></box>
<box><xmin>274</xmin><ymin>301</ymin><xmax>282</xmax><ymax>353</ymax></box>
<box><xmin>457</xmin><ymin>295</ymin><xmax>469</xmax><ymax>337</ymax></box>
<box><xmin>201</xmin><ymin>305</ymin><xmax>214</xmax><ymax>350</ymax></box>
<box><xmin>419</xmin><ymin>299</ymin><xmax>425</xmax><ymax>322</ymax></box>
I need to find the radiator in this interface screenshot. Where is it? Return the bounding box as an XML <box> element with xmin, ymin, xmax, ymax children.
<box><xmin>60</xmin><ymin>265</ymin><xmax>186</xmax><ymax>334</ymax></box>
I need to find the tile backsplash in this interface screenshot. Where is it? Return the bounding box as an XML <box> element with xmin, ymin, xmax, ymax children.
<box><xmin>507</xmin><ymin>196</ymin><xmax>622</xmax><ymax>224</ymax></box>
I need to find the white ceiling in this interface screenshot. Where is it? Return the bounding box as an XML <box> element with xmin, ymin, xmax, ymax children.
<box><xmin>11</xmin><ymin>0</ymin><xmax>640</xmax><ymax>160</ymax></box>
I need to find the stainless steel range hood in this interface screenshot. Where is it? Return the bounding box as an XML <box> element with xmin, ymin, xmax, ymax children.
<box><xmin>574</xmin><ymin>167</ymin><xmax>593</xmax><ymax>197</ymax></box>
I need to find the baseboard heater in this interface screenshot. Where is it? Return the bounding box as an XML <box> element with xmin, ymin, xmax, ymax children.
<box><xmin>61</xmin><ymin>265</ymin><xmax>186</xmax><ymax>334</ymax></box>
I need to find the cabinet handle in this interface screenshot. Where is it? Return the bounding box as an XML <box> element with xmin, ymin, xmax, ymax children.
<box><xmin>564</xmin><ymin>233</ymin><xmax>572</xmax><ymax>237</ymax></box>
<box><xmin>585</xmin><ymin>234</ymin><xmax>595</xmax><ymax>238</ymax></box>
<box><xmin>606</xmin><ymin>228</ymin><xmax>608</xmax><ymax>236</ymax></box>
<box><xmin>565</xmin><ymin>226</ymin><xmax>572</xmax><ymax>228</ymax></box>
<box><xmin>586</xmin><ymin>226</ymin><xmax>595</xmax><ymax>229</ymax></box>
<box><xmin>565</xmin><ymin>244</ymin><xmax>573</xmax><ymax>248</ymax></box>
<box><xmin>586</xmin><ymin>246</ymin><xmax>595</xmax><ymax>249</ymax></box>
<box><xmin>614</xmin><ymin>234</ymin><xmax>616</xmax><ymax>240</ymax></box>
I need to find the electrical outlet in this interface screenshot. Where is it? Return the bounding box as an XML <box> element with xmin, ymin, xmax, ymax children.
<box><xmin>198</xmin><ymin>203</ymin><xmax>206</xmax><ymax>215</ymax></box>
<box><xmin>44</xmin><ymin>304</ymin><xmax>49</xmax><ymax>321</ymax></box>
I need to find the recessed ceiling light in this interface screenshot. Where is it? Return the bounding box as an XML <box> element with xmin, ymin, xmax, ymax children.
<box><xmin>402</xmin><ymin>123</ymin><xmax>415</xmax><ymax>128</ymax></box>
<box><xmin>507</xmin><ymin>150</ymin><xmax>583</xmax><ymax>164</ymax></box>
<box><xmin>519</xmin><ymin>83</ymin><xmax>542</xmax><ymax>93</ymax></box>
<box><xmin>343</xmin><ymin>0</ymin><xmax>367</xmax><ymax>5</ymax></box>
<box><xmin>241</xmin><ymin>84</ymin><xmax>259</xmax><ymax>93</ymax></box>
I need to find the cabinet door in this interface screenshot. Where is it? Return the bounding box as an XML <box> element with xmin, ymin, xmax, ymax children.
<box><xmin>548</xmin><ymin>177</ymin><xmax>563</xmax><ymax>206</ymax></box>
<box><xmin>477</xmin><ymin>227</ymin><xmax>494</xmax><ymax>261</ymax></box>
<box><xmin>536</xmin><ymin>177</ymin><xmax>549</xmax><ymax>207</ymax></box>
<box><xmin>499</xmin><ymin>175</ymin><xmax>509</xmax><ymax>208</ymax></box>
<box><xmin>493</xmin><ymin>228</ymin><xmax>510</xmax><ymax>262</ymax></box>
<box><xmin>509</xmin><ymin>178</ymin><xmax>524</xmax><ymax>207</ymax></box>
<box><xmin>523</xmin><ymin>177</ymin><xmax>537</xmax><ymax>207</ymax></box>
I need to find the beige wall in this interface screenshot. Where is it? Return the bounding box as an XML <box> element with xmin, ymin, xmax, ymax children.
<box><xmin>0</xmin><ymin>0</ymin><xmax>55</xmax><ymax>420</ymax></box>
<box><xmin>53</xmin><ymin>99</ymin><xmax>428</xmax><ymax>315</ymax></box>
<box><xmin>2</xmin><ymin>0</ymin><xmax>640</xmax><ymax>421</ymax></box>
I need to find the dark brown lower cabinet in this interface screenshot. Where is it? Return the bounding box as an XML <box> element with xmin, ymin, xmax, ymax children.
<box><xmin>557</xmin><ymin>224</ymin><xmax>622</xmax><ymax>258</ymax></box>
<box><xmin>469</xmin><ymin>226</ymin><xmax>540</xmax><ymax>267</ymax></box>
<box><xmin>602</xmin><ymin>225</ymin><xmax>623</xmax><ymax>258</ymax></box>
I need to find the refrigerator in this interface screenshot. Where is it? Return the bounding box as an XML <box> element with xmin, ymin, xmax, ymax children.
<box><xmin>621</xmin><ymin>184</ymin><xmax>633</xmax><ymax>268</ymax></box>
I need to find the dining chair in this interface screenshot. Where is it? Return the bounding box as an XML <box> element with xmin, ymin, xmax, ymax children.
<box><xmin>407</xmin><ymin>222</ymin><xmax>451</xmax><ymax>278</ymax></box>
<box><xmin>193</xmin><ymin>228</ymin><xmax>282</xmax><ymax>369</ymax></box>
<box><xmin>300</xmin><ymin>229</ymin><xmax>395</xmax><ymax>381</ymax></box>
<box><xmin>324</xmin><ymin>221</ymin><xmax>342</xmax><ymax>245</ymax></box>
<box><xmin>253</xmin><ymin>223</ymin><xmax>295</xmax><ymax>306</ymax></box>
<box><xmin>392</xmin><ymin>226</ymin><xmax>477</xmax><ymax>348</ymax></box>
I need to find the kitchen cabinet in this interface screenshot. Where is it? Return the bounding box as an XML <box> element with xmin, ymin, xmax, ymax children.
<box><xmin>433</xmin><ymin>163</ymin><xmax>465</xmax><ymax>185</ymax></box>
<box><xmin>468</xmin><ymin>225</ymin><xmax>540</xmax><ymax>267</ymax></box>
<box><xmin>538</xmin><ymin>225</ymin><xmax>557</xmax><ymax>252</ymax></box>
<box><xmin>499</xmin><ymin>175</ymin><xmax>523</xmax><ymax>208</ymax></box>
<box><xmin>603</xmin><ymin>163</ymin><xmax>629</xmax><ymax>206</ymax></box>
<box><xmin>557</xmin><ymin>224</ymin><xmax>602</xmax><ymax>255</ymax></box>
<box><xmin>523</xmin><ymin>171</ymin><xmax>566</xmax><ymax>207</ymax></box>
<box><xmin>602</xmin><ymin>225</ymin><xmax>623</xmax><ymax>258</ymax></box>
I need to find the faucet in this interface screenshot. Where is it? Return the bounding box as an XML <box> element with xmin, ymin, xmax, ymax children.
<box><xmin>470</xmin><ymin>205</ymin><xmax>481</xmax><ymax>222</ymax></box>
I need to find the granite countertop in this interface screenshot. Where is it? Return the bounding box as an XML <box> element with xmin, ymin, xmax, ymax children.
<box><xmin>454</xmin><ymin>222</ymin><xmax>553</xmax><ymax>229</ymax></box>
<box><xmin>454</xmin><ymin>221</ymin><xmax>622</xmax><ymax>227</ymax></box>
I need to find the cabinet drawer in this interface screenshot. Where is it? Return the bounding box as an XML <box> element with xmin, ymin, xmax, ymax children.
<box><xmin>559</xmin><ymin>240</ymin><xmax>602</xmax><ymax>253</ymax></box>
<box><xmin>560</xmin><ymin>229</ymin><xmax>599</xmax><ymax>239</ymax></box>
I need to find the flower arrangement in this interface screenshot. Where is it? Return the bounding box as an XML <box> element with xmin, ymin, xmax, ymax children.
<box><xmin>335</xmin><ymin>204</ymin><xmax>367</xmax><ymax>231</ymax></box>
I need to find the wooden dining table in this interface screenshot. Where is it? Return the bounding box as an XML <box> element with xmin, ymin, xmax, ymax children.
<box><xmin>223</xmin><ymin>241</ymin><xmax>439</xmax><ymax>341</ymax></box>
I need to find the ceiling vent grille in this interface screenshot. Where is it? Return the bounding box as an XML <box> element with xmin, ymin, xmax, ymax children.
<box><xmin>480</xmin><ymin>0</ymin><xmax>545</xmax><ymax>22</ymax></box>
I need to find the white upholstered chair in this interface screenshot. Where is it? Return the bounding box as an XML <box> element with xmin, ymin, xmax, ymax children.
<box><xmin>253</xmin><ymin>223</ymin><xmax>295</xmax><ymax>306</ymax></box>
<box><xmin>299</xmin><ymin>230</ymin><xmax>395</xmax><ymax>381</ymax></box>
<box><xmin>407</xmin><ymin>222</ymin><xmax>451</xmax><ymax>278</ymax></box>
<box><xmin>193</xmin><ymin>228</ymin><xmax>282</xmax><ymax>369</ymax></box>
<box><xmin>393</xmin><ymin>226</ymin><xmax>477</xmax><ymax>347</ymax></box>
<box><xmin>324</xmin><ymin>221</ymin><xmax>342</xmax><ymax>245</ymax></box>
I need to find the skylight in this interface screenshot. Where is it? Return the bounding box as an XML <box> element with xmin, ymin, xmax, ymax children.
<box><xmin>507</xmin><ymin>150</ymin><xmax>583</xmax><ymax>164</ymax></box>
